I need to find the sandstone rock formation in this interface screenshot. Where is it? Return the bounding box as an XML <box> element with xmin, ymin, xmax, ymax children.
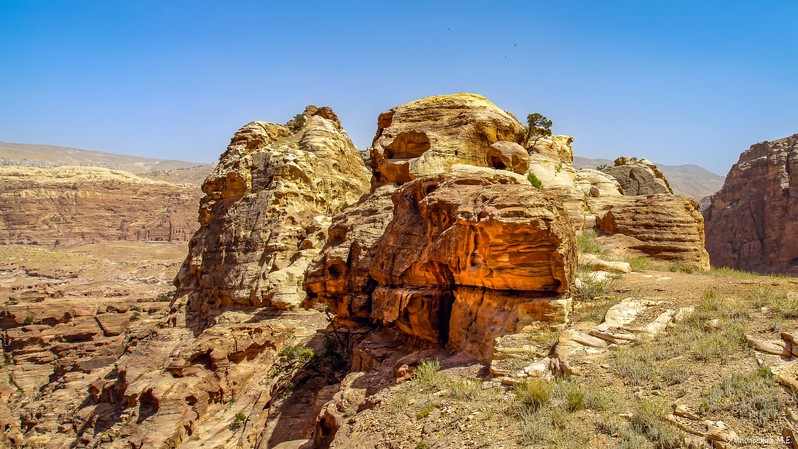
<box><xmin>704</xmin><ymin>134</ymin><xmax>798</xmax><ymax>275</ymax></box>
<box><xmin>597</xmin><ymin>195</ymin><xmax>710</xmax><ymax>270</ymax></box>
<box><xmin>307</xmin><ymin>169</ymin><xmax>576</xmax><ymax>359</ymax></box>
<box><xmin>0</xmin><ymin>166</ymin><xmax>199</xmax><ymax>246</ymax></box>
<box><xmin>175</xmin><ymin>107</ymin><xmax>371</xmax><ymax>330</ymax></box>
<box><xmin>600</xmin><ymin>156</ymin><xmax>673</xmax><ymax>195</ymax></box>
<box><xmin>369</xmin><ymin>94</ymin><xmax>525</xmax><ymax>187</ymax></box>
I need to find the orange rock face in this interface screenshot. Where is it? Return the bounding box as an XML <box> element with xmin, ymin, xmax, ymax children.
<box><xmin>0</xmin><ymin>167</ymin><xmax>199</xmax><ymax>246</ymax></box>
<box><xmin>307</xmin><ymin>169</ymin><xmax>576</xmax><ymax>359</ymax></box>
<box><xmin>704</xmin><ymin>134</ymin><xmax>798</xmax><ymax>275</ymax></box>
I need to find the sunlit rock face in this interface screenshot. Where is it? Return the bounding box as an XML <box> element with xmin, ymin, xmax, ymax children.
<box><xmin>369</xmin><ymin>93</ymin><xmax>526</xmax><ymax>188</ymax></box>
<box><xmin>307</xmin><ymin>169</ymin><xmax>576</xmax><ymax>359</ymax></box>
<box><xmin>600</xmin><ymin>156</ymin><xmax>673</xmax><ymax>195</ymax></box>
<box><xmin>175</xmin><ymin>107</ymin><xmax>371</xmax><ymax>331</ymax></box>
<box><xmin>704</xmin><ymin>134</ymin><xmax>798</xmax><ymax>275</ymax></box>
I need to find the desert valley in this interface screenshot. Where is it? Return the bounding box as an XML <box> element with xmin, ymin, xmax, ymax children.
<box><xmin>0</xmin><ymin>93</ymin><xmax>796</xmax><ymax>449</ymax></box>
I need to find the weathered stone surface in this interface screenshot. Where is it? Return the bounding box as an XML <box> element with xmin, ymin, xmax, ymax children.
<box><xmin>0</xmin><ymin>166</ymin><xmax>199</xmax><ymax>246</ymax></box>
<box><xmin>310</xmin><ymin>169</ymin><xmax>575</xmax><ymax>359</ymax></box>
<box><xmin>525</xmin><ymin>136</ymin><xmax>623</xmax><ymax>229</ymax></box>
<box><xmin>486</xmin><ymin>141</ymin><xmax>529</xmax><ymax>174</ymax></box>
<box><xmin>175</xmin><ymin>108</ymin><xmax>371</xmax><ymax>330</ymax></box>
<box><xmin>601</xmin><ymin>156</ymin><xmax>673</xmax><ymax>195</ymax></box>
<box><xmin>370</xmin><ymin>93</ymin><xmax>525</xmax><ymax>187</ymax></box>
<box><xmin>304</xmin><ymin>186</ymin><xmax>396</xmax><ymax>320</ymax></box>
<box><xmin>703</xmin><ymin>134</ymin><xmax>798</xmax><ymax>275</ymax></box>
<box><xmin>597</xmin><ymin>195</ymin><xmax>710</xmax><ymax>270</ymax></box>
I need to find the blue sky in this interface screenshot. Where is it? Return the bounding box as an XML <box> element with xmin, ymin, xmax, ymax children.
<box><xmin>1</xmin><ymin>1</ymin><xmax>796</xmax><ymax>175</ymax></box>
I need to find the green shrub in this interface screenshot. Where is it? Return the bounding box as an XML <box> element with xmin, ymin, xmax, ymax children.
<box><xmin>23</xmin><ymin>316</ymin><xmax>34</xmax><ymax>325</ymax></box>
<box><xmin>413</xmin><ymin>359</ymin><xmax>443</xmax><ymax>388</ymax></box>
<box><xmin>576</xmin><ymin>229</ymin><xmax>605</xmax><ymax>255</ymax></box>
<box><xmin>514</xmin><ymin>378</ymin><xmax>553</xmax><ymax>411</ymax></box>
<box><xmin>527</xmin><ymin>172</ymin><xmax>543</xmax><ymax>189</ymax></box>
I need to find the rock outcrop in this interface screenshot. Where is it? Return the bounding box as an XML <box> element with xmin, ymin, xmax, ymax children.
<box><xmin>0</xmin><ymin>166</ymin><xmax>199</xmax><ymax>246</ymax></box>
<box><xmin>370</xmin><ymin>94</ymin><xmax>526</xmax><ymax>187</ymax></box>
<box><xmin>597</xmin><ymin>195</ymin><xmax>710</xmax><ymax>270</ymax></box>
<box><xmin>600</xmin><ymin>156</ymin><xmax>673</xmax><ymax>195</ymax></box>
<box><xmin>703</xmin><ymin>134</ymin><xmax>798</xmax><ymax>275</ymax></box>
<box><xmin>307</xmin><ymin>169</ymin><xmax>576</xmax><ymax>359</ymax></box>
<box><xmin>175</xmin><ymin>108</ymin><xmax>371</xmax><ymax>330</ymax></box>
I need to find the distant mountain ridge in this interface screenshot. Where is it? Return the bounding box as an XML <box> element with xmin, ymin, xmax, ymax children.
<box><xmin>0</xmin><ymin>141</ymin><xmax>207</xmax><ymax>174</ymax></box>
<box><xmin>0</xmin><ymin>141</ymin><xmax>215</xmax><ymax>185</ymax></box>
<box><xmin>573</xmin><ymin>156</ymin><xmax>725</xmax><ymax>201</ymax></box>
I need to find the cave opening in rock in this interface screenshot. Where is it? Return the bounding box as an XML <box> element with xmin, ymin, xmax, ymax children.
<box><xmin>438</xmin><ymin>291</ymin><xmax>455</xmax><ymax>345</ymax></box>
<box><xmin>384</xmin><ymin>131</ymin><xmax>431</xmax><ymax>159</ymax></box>
<box><xmin>487</xmin><ymin>155</ymin><xmax>507</xmax><ymax>170</ymax></box>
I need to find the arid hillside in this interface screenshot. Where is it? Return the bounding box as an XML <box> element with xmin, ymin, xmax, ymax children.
<box><xmin>0</xmin><ymin>166</ymin><xmax>201</xmax><ymax>246</ymax></box>
<box><xmin>0</xmin><ymin>141</ymin><xmax>205</xmax><ymax>174</ymax></box>
<box><xmin>1</xmin><ymin>95</ymin><xmax>796</xmax><ymax>449</ymax></box>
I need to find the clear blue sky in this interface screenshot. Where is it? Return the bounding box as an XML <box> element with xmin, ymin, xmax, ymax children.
<box><xmin>1</xmin><ymin>1</ymin><xmax>796</xmax><ymax>175</ymax></box>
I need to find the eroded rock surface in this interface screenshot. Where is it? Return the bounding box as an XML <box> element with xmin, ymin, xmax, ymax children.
<box><xmin>703</xmin><ymin>134</ymin><xmax>798</xmax><ymax>275</ymax></box>
<box><xmin>308</xmin><ymin>169</ymin><xmax>576</xmax><ymax>359</ymax></box>
<box><xmin>0</xmin><ymin>166</ymin><xmax>199</xmax><ymax>246</ymax></box>
<box><xmin>175</xmin><ymin>108</ymin><xmax>371</xmax><ymax>330</ymax></box>
<box><xmin>369</xmin><ymin>94</ymin><xmax>525</xmax><ymax>187</ymax></box>
<box><xmin>600</xmin><ymin>156</ymin><xmax>673</xmax><ymax>195</ymax></box>
<box><xmin>597</xmin><ymin>195</ymin><xmax>710</xmax><ymax>270</ymax></box>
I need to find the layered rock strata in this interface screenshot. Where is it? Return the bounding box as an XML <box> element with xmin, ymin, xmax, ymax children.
<box><xmin>598</xmin><ymin>195</ymin><xmax>710</xmax><ymax>270</ymax></box>
<box><xmin>0</xmin><ymin>166</ymin><xmax>199</xmax><ymax>246</ymax></box>
<box><xmin>307</xmin><ymin>169</ymin><xmax>576</xmax><ymax>359</ymax></box>
<box><xmin>703</xmin><ymin>134</ymin><xmax>798</xmax><ymax>275</ymax></box>
<box><xmin>175</xmin><ymin>107</ymin><xmax>371</xmax><ymax>330</ymax></box>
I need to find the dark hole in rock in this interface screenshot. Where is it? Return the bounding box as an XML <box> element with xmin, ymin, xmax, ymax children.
<box><xmin>137</xmin><ymin>389</ymin><xmax>159</xmax><ymax>423</ymax></box>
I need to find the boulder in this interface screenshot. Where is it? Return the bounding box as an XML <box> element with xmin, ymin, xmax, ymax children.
<box><xmin>703</xmin><ymin>134</ymin><xmax>798</xmax><ymax>275</ymax></box>
<box><xmin>486</xmin><ymin>141</ymin><xmax>530</xmax><ymax>174</ymax></box>
<box><xmin>369</xmin><ymin>93</ymin><xmax>525</xmax><ymax>187</ymax></box>
<box><xmin>597</xmin><ymin>195</ymin><xmax>710</xmax><ymax>270</ymax></box>
<box><xmin>175</xmin><ymin>108</ymin><xmax>371</xmax><ymax>330</ymax></box>
<box><xmin>600</xmin><ymin>156</ymin><xmax>673</xmax><ymax>195</ymax></box>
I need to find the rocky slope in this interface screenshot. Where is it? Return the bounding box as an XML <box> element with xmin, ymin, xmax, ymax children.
<box><xmin>0</xmin><ymin>166</ymin><xmax>200</xmax><ymax>246</ymax></box>
<box><xmin>703</xmin><ymin>134</ymin><xmax>798</xmax><ymax>275</ymax></box>
<box><xmin>0</xmin><ymin>94</ymin><xmax>721</xmax><ymax>448</ymax></box>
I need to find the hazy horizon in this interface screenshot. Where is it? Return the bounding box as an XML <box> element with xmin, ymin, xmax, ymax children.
<box><xmin>2</xmin><ymin>1</ymin><xmax>797</xmax><ymax>175</ymax></box>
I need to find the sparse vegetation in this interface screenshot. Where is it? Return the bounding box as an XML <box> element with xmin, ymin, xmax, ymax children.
<box><xmin>575</xmin><ymin>267</ymin><xmax>617</xmax><ymax>301</ymax></box>
<box><xmin>23</xmin><ymin>316</ymin><xmax>34</xmax><ymax>325</ymax></box>
<box><xmin>413</xmin><ymin>359</ymin><xmax>443</xmax><ymax>388</ymax></box>
<box><xmin>749</xmin><ymin>286</ymin><xmax>798</xmax><ymax>318</ymax></box>
<box><xmin>576</xmin><ymin>229</ymin><xmax>605</xmax><ymax>256</ymax></box>
<box><xmin>628</xmin><ymin>399</ymin><xmax>683</xmax><ymax>449</ymax></box>
<box><xmin>700</xmin><ymin>368</ymin><xmax>784</xmax><ymax>427</ymax></box>
<box><xmin>416</xmin><ymin>404</ymin><xmax>436</xmax><ymax>420</ymax></box>
<box><xmin>514</xmin><ymin>378</ymin><xmax>552</xmax><ymax>411</ymax></box>
<box><xmin>130</xmin><ymin>311</ymin><xmax>141</xmax><ymax>321</ymax></box>
<box><xmin>527</xmin><ymin>172</ymin><xmax>543</xmax><ymax>189</ymax></box>
<box><xmin>575</xmin><ymin>297</ymin><xmax>620</xmax><ymax>324</ymax></box>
